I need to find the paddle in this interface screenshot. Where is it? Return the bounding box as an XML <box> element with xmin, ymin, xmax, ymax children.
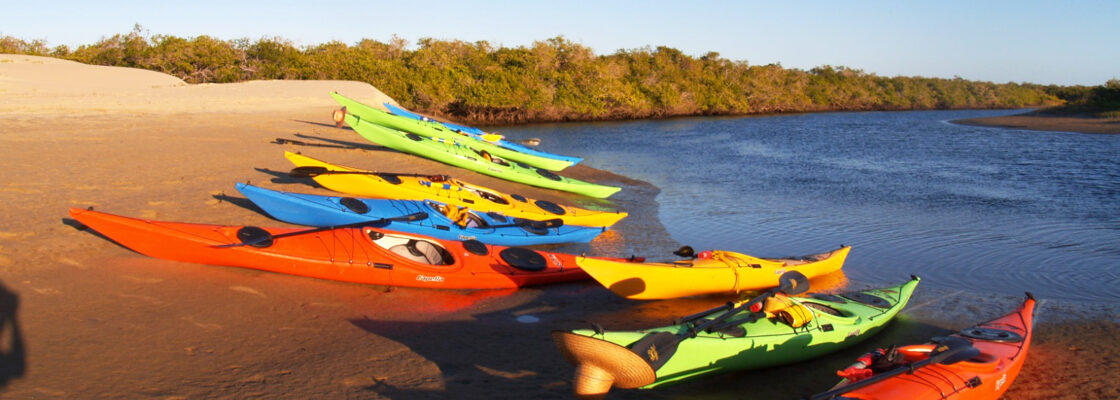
<box><xmin>289</xmin><ymin>166</ymin><xmax>450</xmax><ymax>182</ymax></box>
<box><xmin>630</xmin><ymin>271</ymin><xmax>811</xmax><ymax>371</ymax></box>
<box><xmin>213</xmin><ymin>211</ymin><xmax>429</xmax><ymax>248</ymax></box>
<box><xmin>671</xmin><ymin>270</ymin><xmax>806</xmax><ymax>325</ymax></box>
<box><xmin>272</xmin><ymin>138</ymin><xmax>359</xmax><ymax>150</ymax></box>
<box><xmin>808</xmin><ymin>337</ymin><xmax>981</xmax><ymax>400</ymax></box>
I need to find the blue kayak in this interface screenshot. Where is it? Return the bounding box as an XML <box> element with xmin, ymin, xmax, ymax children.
<box><xmin>383</xmin><ymin>102</ymin><xmax>584</xmax><ymax>166</ymax></box>
<box><xmin>236</xmin><ymin>183</ymin><xmax>605</xmax><ymax>246</ymax></box>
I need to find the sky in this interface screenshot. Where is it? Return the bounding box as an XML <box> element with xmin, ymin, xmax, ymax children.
<box><xmin>1</xmin><ymin>0</ymin><xmax>1117</xmax><ymax>86</ymax></box>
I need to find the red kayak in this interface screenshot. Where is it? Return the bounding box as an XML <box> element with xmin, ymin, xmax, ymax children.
<box><xmin>69</xmin><ymin>208</ymin><xmax>612</xmax><ymax>289</ymax></box>
<box><xmin>813</xmin><ymin>293</ymin><xmax>1036</xmax><ymax>400</ymax></box>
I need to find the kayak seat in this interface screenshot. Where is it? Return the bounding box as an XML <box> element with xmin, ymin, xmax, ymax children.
<box><xmin>477</xmin><ymin>190</ymin><xmax>510</xmax><ymax>205</ymax></box>
<box><xmin>763</xmin><ymin>295</ymin><xmax>814</xmax><ymax>328</ymax></box>
<box><xmin>389</xmin><ymin>240</ymin><xmax>452</xmax><ymax>265</ymax></box>
<box><xmin>439</xmin><ymin>203</ymin><xmax>487</xmax><ymax>228</ymax></box>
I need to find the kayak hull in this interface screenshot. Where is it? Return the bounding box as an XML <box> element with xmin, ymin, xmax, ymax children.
<box><xmin>283</xmin><ymin>152</ymin><xmax>627</xmax><ymax>227</ymax></box>
<box><xmin>827</xmin><ymin>295</ymin><xmax>1035</xmax><ymax>400</ymax></box>
<box><xmin>345</xmin><ymin>113</ymin><xmax>620</xmax><ymax>198</ymax></box>
<box><xmin>554</xmin><ymin>278</ymin><xmax>920</xmax><ymax>394</ymax></box>
<box><xmin>382</xmin><ymin>102</ymin><xmax>584</xmax><ymax>166</ymax></box>
<box><xmin>332</xmin><ymin>92</ymin><xmax>576</xmax><ymax>171</ymax></box>
<box><xmin>69</xmin><ymin>208</ymin><xmax>597</xmax><ymax>289</ymax></box>
<box><xmin>577</xmin><ymin>246</ymin><xmax>851</xmax><ymax>299</ymax></box>
<box><xmin>235</xmin><ymin>183</ymin><xmax>606</xmax><ymax>246</ymax></box>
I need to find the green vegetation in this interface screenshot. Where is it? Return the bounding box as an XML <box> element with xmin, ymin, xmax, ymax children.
<box><xmin>1</xmin><ymin>28</ymin><xmax>1070</xmax><ymax>124</ymax></box>
<box><xmin>1037</xmin><ymin>79</ymin><xmax>1120</xmax><ymax>120</ymax></box>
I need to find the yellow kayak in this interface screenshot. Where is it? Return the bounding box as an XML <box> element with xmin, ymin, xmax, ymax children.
<box><xmin>284</xmin><ymin>152</ymin><xmax>627</xmax><ymax>227</ymax></box>
<box><xmin>576</xmin><ymin>245</ymin><xmax>850</xmax><ymax>299</ymax></box>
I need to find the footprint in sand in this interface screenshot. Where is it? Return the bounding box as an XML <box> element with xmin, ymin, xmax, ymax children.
<box><xmin>31</xmin><ymin>287</ymin><xmax>62</xmax><ymax>295</ymax></box>
<box><xmin>229</xmin><ymin>285</ymin><xmax>266</xmax><ymax>298</ymax></box>
<box><xmin>111</xmin><ymin>181</ymin><xmax>145</xmax><ymax>191</ymax></box>
<box><xmin>0</xmin><ymin>186</ymin><xmax>43</xmax><ymax>194</ymax></box>
<box><xmin>120</xmin><ymin>275</ymin><xmax>164</xmax><ymax>284</ymax></box>
<box><xmin>0</xmin><ymin>231</ymin><xmax>36</xmax><ymax>240</ymax></box>
<box><xmin>54</xmin><ymin>256</ymin><xmax>86</xmax><ymax>269</ymax></box>
<box><xmin>117</xmin><ymin>293</ymin><xmax>164</xmax><ymax>305</ymax></box>
<box><xmin>32</xmin><ymin>388</ymin><xmax>67</xmax><ymax>397</ymax></box>
<box><xmin>181</xmin><ymin>316</ymin><xmax>222</xmax><ymax>331</ymax></box>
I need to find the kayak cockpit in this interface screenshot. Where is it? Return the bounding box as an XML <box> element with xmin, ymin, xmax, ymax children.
<box><xmin>364</xmin><ymin>229</ymin><xmax>455</xmax><ymax>266</ymax></box>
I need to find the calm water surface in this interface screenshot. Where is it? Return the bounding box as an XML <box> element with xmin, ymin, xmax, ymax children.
<box><xmin>503</xmin><ymin>110</ymin><xmax>1120</xmax><ymax>303</ymax></box>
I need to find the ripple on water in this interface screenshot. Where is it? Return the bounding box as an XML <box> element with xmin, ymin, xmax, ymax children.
<box><xmin>507</xmin><ymin>110</ymin><xmax>1120</xmax><ymax>302</ymax></box>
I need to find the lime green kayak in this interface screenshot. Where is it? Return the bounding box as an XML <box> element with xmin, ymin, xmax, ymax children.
<box><xmin>345</xmin><ymin>113</ymin><xmax>622</xmax><ymax>199</ymax></box>
<box><xmin>331</xmin><ymin>92</ymin><xmax>575</xmax><ymax>171</ymax></box>
<box><xmin>552</xmin><ymin>277</ymin><xmax>920</xmax><ymax>397</ymax></box>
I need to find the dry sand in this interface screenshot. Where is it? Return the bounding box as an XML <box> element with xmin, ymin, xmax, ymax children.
<box><xmin>1</xmin><ymin>54</ymin><xmax>1116</xmax><ymax>399</ymax></box>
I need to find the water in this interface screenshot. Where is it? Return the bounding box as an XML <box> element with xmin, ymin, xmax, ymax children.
<box><xmin>502</xmin><ymin>110</ymin><xmax>1120</xmax><ymax>303</ymax></box>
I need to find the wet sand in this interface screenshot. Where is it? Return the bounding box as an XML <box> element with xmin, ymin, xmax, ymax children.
<box><xmin>953</xmin><ymin>112</ymin><xmax>1120</xmax><ymax>134</ymax></box>
<box><xmin>1</xmin><ymin>54</ymin><xmax>1117</xmax><ymax>399</ymax></box>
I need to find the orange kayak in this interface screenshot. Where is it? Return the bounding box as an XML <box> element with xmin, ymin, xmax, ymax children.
<box><xmin>69</xmin><ymin>208</ymin><xmax>602</xmax><ymax>289</ymax></box>
<box><xmin>814</xmin><ymin>294</ymin><xmax>1035</xmax><ymax>400</ymax></box>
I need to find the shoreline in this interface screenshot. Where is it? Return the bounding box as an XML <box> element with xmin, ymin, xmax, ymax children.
<box><xmin>430</xmin><ymin>105</ymin><xmax>1055</xmax><ymax>128</ymax></box>
<box><xmin>1</xmin><ymin>54</ymin><xmax>1118</xmax><ymax>399</ymax></box>
<box><xmin>952</xmin><ymin>110</ymin><xmax>1120</xmax><ymax>134</ymax></box>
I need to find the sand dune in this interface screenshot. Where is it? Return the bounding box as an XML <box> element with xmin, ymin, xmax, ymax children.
<box><xmin>0</xmin><ymin>54</ymin><xmax>396</xmax><ymax>115</ymax></box>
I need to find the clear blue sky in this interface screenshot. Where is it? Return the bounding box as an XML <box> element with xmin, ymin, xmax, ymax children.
<box><xmin>2</xmin><ymin>0</ymin><xmax>1117</xmax><ymax>86</ymax></box>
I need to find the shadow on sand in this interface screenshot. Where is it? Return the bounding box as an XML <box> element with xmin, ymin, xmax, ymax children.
<box><xmin>273</xmin><ymin>133</ymin><xmax>396</xmax><ymax>153</ymax></box>
<box><xmin>293</xmin><ymin>119</ymin><xmax>350</xmax><ymax>130</ymax></box>
<box><xmin>251</xmin><ymin>167</ymin><xmax>325</xmax><ymax>187</ymax></box>
<box><xmin>210</xmin><ymin>193</ymin><xmax>269</xmax><ymax>217</ymax></box>
<box><xmin>0</xmin><ymin>280</ymin><xmax>26</xmax><ymax>388</ymax></box>
<box><xmin>345</xmin><ymin>300</ymin><xmax>955</xmax><ymax>399</ymax></box>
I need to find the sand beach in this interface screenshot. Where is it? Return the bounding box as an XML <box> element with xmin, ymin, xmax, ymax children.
<box><xmin>0</xmin><ymin>55</ymin><xmax>1117</xmax><ymax>399</ymax></box>
<box><xmin>953</xmin><ymin>112</ymin><xmax>1120</xmax><ymax>134</ymax></box>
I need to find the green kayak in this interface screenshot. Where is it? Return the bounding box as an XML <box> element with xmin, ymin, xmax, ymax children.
<box><xmin>552</xmin><ymin>276</ymin><xmax>920</xmax><ymax>397</ymax></box>
<box><xmin>331</xmin><ymin>92</ymin><xmax>575</xmax><ymax>171</ymax></box>
<box><xmin>345</xmin><ymin>113</ymin><xmax>622</xmax><ymax>199</ymax></box>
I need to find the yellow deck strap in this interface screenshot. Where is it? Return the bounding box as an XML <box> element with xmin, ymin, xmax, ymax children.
<box><xmin>711</xmin><ymin>250</ymin><xmax>785</xmax><ymax>267</ymax></box>
<box><xmin>710</xmin><ymin>250</ymin><xmax>785</xmax><ymax>294</ymax></box>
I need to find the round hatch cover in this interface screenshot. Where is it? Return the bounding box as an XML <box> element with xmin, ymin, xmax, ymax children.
<box><xmin>462</xmin><ymin>239</ymin><xmax>489</xmax><ymax>256</ymax></box>
<box><xmin>535</xmin><ymin>200</ymin><xmax>567</xmax><ymax>215</ymax></box>
<box><xmin>959</xmin><ymin>327</ymin><xmax>1024</xmax><ymax>342</ymax></box>
<box><xmin>840</xmin><ymin>292</ymin><xmax>891</xmax><ymax>308</ymax></box>
<box><xmin>236</xmin><ymin>226</ymin><xmax>273</xmax><ymax>248</ymax></box>
<box><xmin>810</xmin><ymin>293</ymin><xmax>847</xmax><ymax>304</ymax></box>
<box><xmin>339</xmin><ymin>197</ymin><xmax>370</xmax><ymax>214</ymax></box>
<box><xmin>499</xmin><ymin>247</ymin><xmax>547</xmax><ymax>271</ymax></box>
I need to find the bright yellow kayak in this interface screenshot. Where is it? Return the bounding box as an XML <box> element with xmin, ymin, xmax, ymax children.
<box><xmin>284</xmin><ymin>151</ymin><xmax>627</xmax><ymax>227</ymax></box>
<box><xmin>576</xmin><ymin>245</ymin><xmax>850</xmax><ymax>299</ymax></box>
